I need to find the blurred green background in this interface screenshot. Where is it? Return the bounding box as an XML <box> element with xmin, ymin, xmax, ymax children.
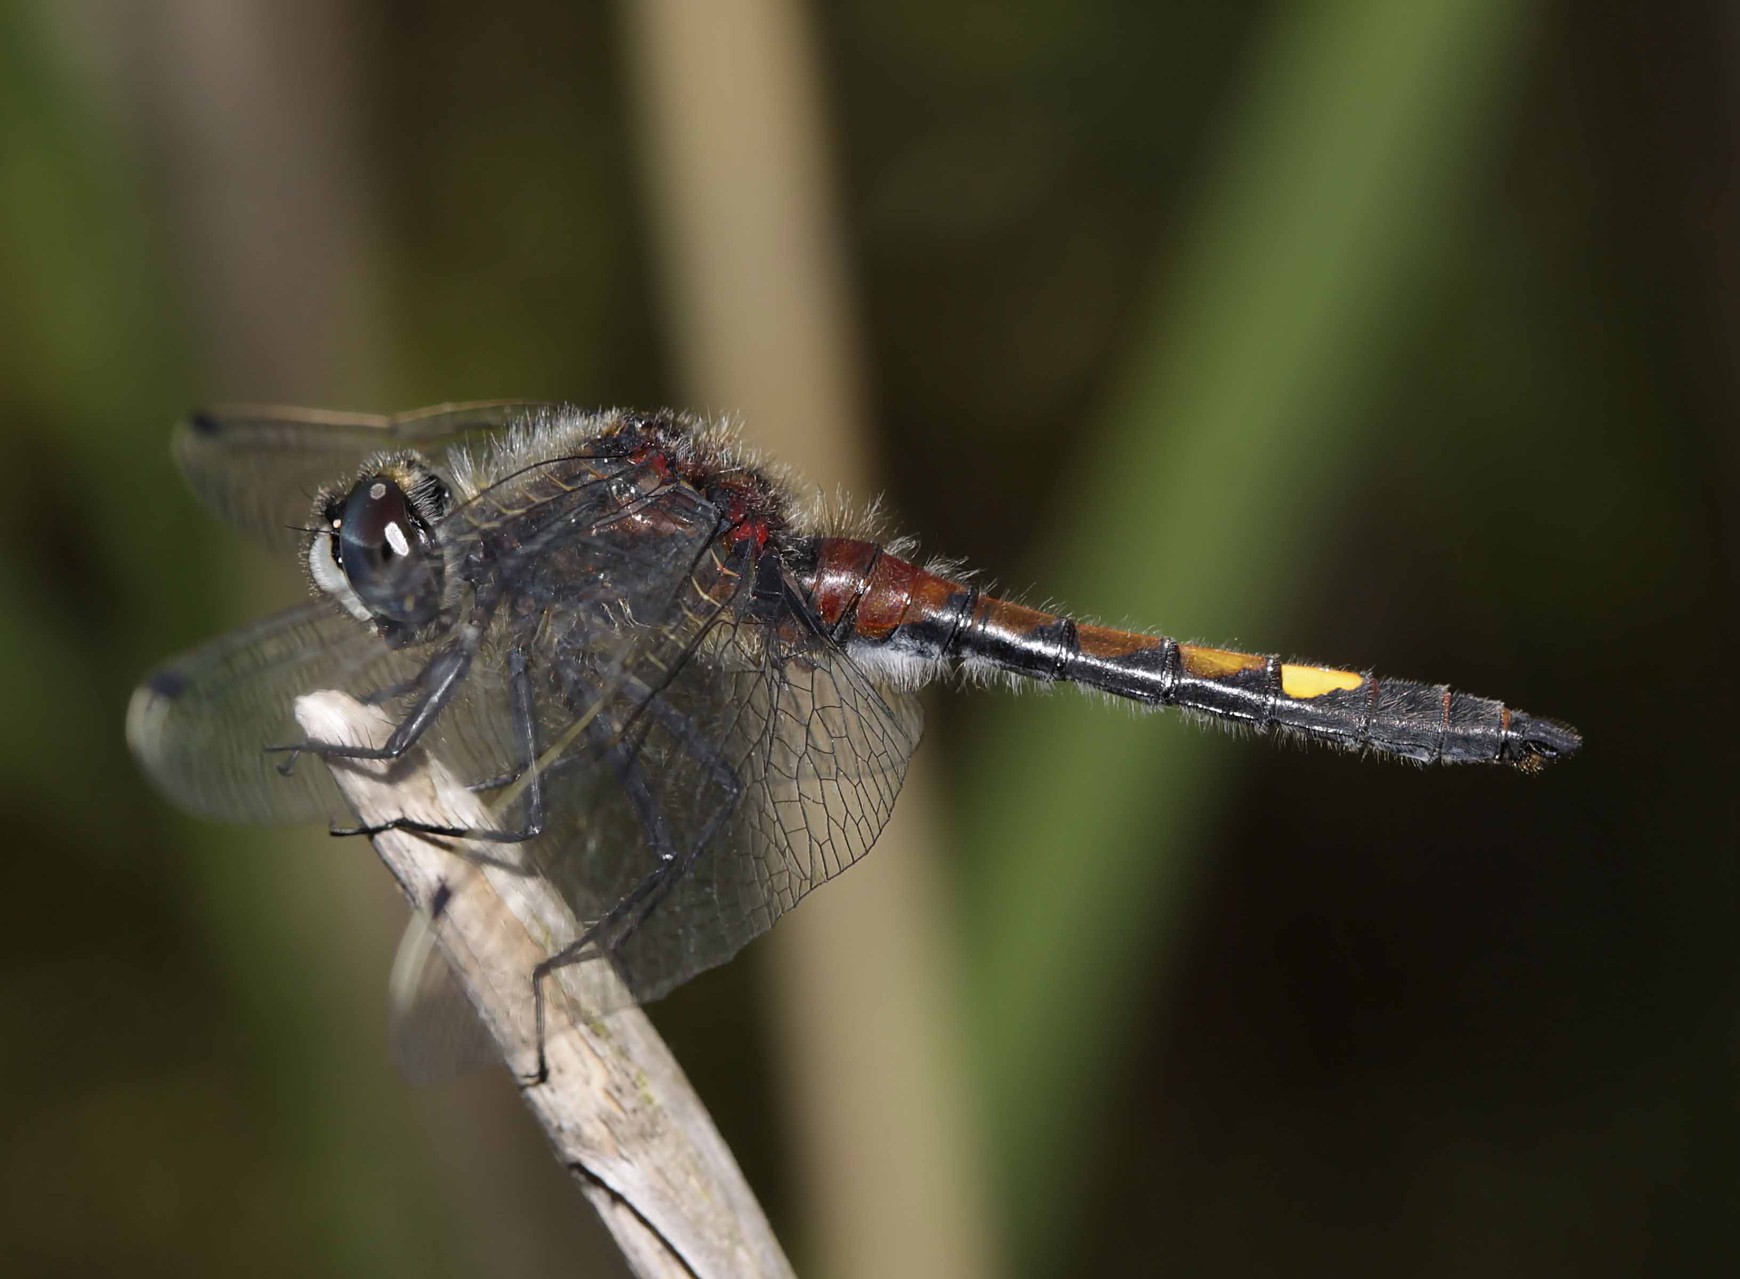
<box><xmin>2</xmin><ymin>1</ymin><xmax>1735</xmax><ymax>1276</ymax></box>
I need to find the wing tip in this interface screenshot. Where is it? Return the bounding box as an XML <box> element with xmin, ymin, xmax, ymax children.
<box><xmin>125</xmin><ymin>674</ymin><xmax>178</xmax><ymax>792</ymax></box>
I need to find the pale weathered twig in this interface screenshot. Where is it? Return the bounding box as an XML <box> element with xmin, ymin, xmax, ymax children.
<box><xmin>295</xmin><ymin>690</ymin><xmax>793</xmax><ymax>1279</ymax></box>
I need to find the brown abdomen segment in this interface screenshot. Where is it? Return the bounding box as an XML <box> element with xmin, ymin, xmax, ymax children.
<box><xmin>796</xmin><ymin>538</ymin><xmax>1580</xmax><ymax>770</ymax></box>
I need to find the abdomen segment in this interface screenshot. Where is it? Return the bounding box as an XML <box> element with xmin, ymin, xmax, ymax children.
<box><xmin>797</xmin><ymin>538</ymin><xmax>1580</xmax><ymax>771</ymax></box>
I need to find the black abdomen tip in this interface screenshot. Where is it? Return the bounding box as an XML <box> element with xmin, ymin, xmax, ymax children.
<box><xmin>1503</xmin><ymin>711</ymin><xmax>1582</xmax><ymax>769</ymax></box>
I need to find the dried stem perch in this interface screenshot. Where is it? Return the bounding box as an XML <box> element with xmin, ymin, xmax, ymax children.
<box><xmin>295</xmin><ymin>690</ymin><xmax>792</xmax><ymax>1279</ymax></box>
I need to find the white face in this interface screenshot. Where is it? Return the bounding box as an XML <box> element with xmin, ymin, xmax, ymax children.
<box><xmin>308</xmin><ymin>524</ymin><xmax>373</xmax><ymax>622</ymax></box>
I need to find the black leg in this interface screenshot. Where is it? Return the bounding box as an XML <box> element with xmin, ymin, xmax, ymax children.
<box><xmin>270</xmin><ymin>641</ymin><xmax>475</xmax><ymax>774</ymax></box>
<box><xmin>528</xmin><ymin>678</ymin><xmax>744</xmax><ymax>1083</ymax></box>
<box><xmin>331</xmin><ymin>648</ymin><xmax>551</xmax><ymax>848</ymax></box>
<box><xmin>529</xmin><ymin>857</ymin><xmax>684</xmax><ymax>1084</ymax></box>
<box><xmin>359</xmin><ymin>675</ymin><xmax>423</xmax><ymax>708</ymax></box>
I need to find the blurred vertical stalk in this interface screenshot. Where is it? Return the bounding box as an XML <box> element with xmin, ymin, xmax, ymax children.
<box><xmin>94</xmin><ymin>3</ymin><xmax>434</xmax><ymax>1272</ymax></box>
<box><xmin>956</xmin><ymin>0</ymin><xmax>1540</xmax><ymax>1270</ymax></box>
<box><xmin>619</xmin><ymin>2</ymin><xmax>996</xmax><ymax>1277</ymax></box>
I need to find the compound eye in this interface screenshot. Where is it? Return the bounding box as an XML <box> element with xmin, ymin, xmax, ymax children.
<box><xmin>336</xmin><ymin>477</ymin><xmax>441</xmax><ymax>626</ymax></box>
<box><xmin>342</xmin><ymin>478</ymin><xmax>416</xmax><ymax>560</ymax></box>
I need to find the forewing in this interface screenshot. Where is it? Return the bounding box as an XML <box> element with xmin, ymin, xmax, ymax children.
<box><xmin>127</xmin><ymin>602</ymin><xmax>528</xmax><ymax>827</ymax></box>
<box><xmin>128</xmin><ymin>452</ymin><xmax>691</xmax><ymax>831</ymax></box>
<box><xmin>175</xmin><ymin>401</ymin><xmax>547</xmax><ymax>548</ymax></box>
<box><xmin>128</xmin><ymin>603</ymin><xmax>418</xmax><ymax>824</ymax></box>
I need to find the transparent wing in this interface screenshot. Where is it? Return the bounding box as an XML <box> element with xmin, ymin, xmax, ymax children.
<box><xmin>127</xmin><ymin>603</ymin><xmax>425</xmax><ymax>825</ymax></box>
<box><xmin>128</xmin><ymin>453</ymin><xmax>676</xmax><ymax>829</ymax></box>
<box><xmin>612</xmin><ymin>598</ymin><xmax>924</xmax><ymax>1002</ymax></box>
<box><xmin>142</xmin><ymin>423</ymin><xmax>923</xmax><ymax>1014</ymax></box>
<box><xmin>174</xmin><ymin>401</ymin><xmax>549</xmax><ymax>548</ymax></box>
<box><xmin>386</xmin><ymin>900</ymin><xmax>502</xmax><ymax>1086</ymax></box>
<box><xmin>518</xmin><ymin>545</ymin><xmax>924</xmax><ymax>1006</ymax></box>
<box><xmin>128</xmin><ymin>602</ymin><xmax>530</xmax><ymax>828</ymax></box>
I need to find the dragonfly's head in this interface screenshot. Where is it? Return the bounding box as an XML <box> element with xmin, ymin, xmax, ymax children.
<box><xmin>308</xmin><ymin>453</ymin><xmax>452</xmax><ymax>642</ymax></box>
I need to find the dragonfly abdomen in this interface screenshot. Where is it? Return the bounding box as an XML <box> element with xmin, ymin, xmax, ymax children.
<box><xmin>798</xmin><ymin>538</ymin><xmax>1579</xmax><ymax>770</ymax></box>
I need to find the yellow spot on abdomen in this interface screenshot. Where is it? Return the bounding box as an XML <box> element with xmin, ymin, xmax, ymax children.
<box><xmin>1280</xmin><ymin>664</ymin><xmax>1364</xmax><ymax>699</ymax></box>
<box><xmin>1179</xmin><ymin>645</ymin><xmax>1267</xmax><ymax>679</ymax></box>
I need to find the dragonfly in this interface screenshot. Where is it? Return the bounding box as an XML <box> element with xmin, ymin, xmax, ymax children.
<box><xmin>128</xmin><ymin>403</ymin><xmax>1580</xmax><ymax>1077</ymax></box>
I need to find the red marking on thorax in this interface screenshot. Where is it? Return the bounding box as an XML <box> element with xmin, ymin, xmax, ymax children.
<box><xmin>628</xmin><ymin>440</ymin><xmax>781</xmax><ymax>550</ymax></box>
<box><xmin>725</xmin><ymin>518</ymin><xmax>770</xmax><ymax>551</ymax></box>
<box><xmin>714</xmin><ymin>483</ymin><xmax>769</xmax><ymax>551</ymax></box>
<box><xmin>627</xmin><ymin>445</ymin><xmax>674</xmax><ymax>479</ymax></box>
